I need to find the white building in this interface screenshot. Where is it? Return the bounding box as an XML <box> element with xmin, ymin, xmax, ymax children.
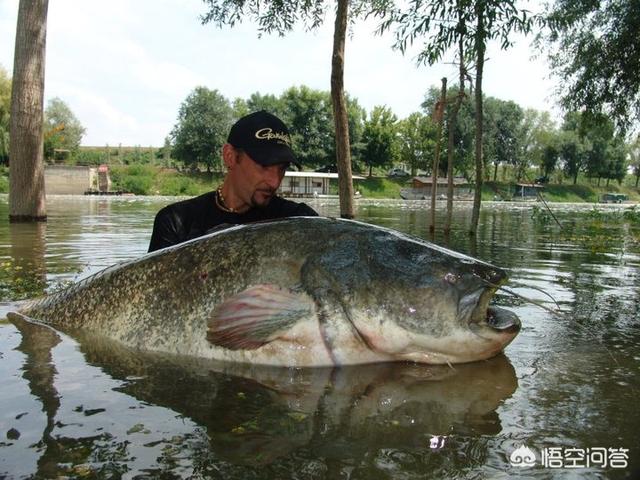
<box><xmin>278</xmin><ymin>171</ymin><xmax>365</xmax><ymax>197</ymax></box>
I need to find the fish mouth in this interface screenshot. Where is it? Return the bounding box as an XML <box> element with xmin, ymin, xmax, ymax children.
<box><xmin>461</xmin><ymin>288</ymin><xmax>521</xmax><ymax>334</ymax></box>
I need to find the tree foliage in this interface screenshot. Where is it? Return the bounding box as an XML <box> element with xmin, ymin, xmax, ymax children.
<box><xmin>397</xmin><ymin>112</ymin><xmax>437</xmax><ymax>176</ymax></box>
<box><xmin>483</xmin><ymin>98</ymin><xmax>523</xmax><ymax>180</ymax></box>
<box><xmin>362</xmin><ymin>105</ymin><xmax>399</xmax><ymax>176</ymax></box>
<box><xmin>171</xmin><ymin>85</ymin><xmax>365</xmax><ymax>172</ymax></box>
<box><xmin>43</xmin><ymin>97</ymin><xmax>85</xmax><ymax>160</ymax></box>
<box><xmin>170</xmin><ymin>86</ymin><xmax>233</xmax><ymax>172</ymax></box>
<box><xmin>539</xmin><ymin>0</ymin><xmax>640</xmax><ymax>132</ymax></box>
<box><xmin>0</xmin><ymin>65</ymin><xmax>10</xmax><ymax>164</ymax></box>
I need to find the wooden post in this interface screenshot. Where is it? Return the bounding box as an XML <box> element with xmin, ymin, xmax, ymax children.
<box><xmin>430</xmin><ymin>77</ymin><xmax>447</xmax><ymax>233</ymax></box>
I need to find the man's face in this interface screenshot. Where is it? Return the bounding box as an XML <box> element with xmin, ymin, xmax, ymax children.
<box><xmin>233</xmin><ymin>150</ymin><xmax>287</xmax><ymax>208</ymax></box>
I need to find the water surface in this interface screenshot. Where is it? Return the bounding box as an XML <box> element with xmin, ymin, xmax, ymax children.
<box><xmin>0</xmin><ymin>195</ymin><xmax>638</xmax><ymax>479</ymax></box>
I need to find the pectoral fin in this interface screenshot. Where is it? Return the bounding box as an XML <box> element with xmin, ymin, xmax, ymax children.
<box><xmin>207</xmin><ymin>284</ymin><xmax>313</xmax><ymax>350</ymax></box>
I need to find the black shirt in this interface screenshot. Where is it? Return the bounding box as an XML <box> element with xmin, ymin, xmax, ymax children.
<box><xmin>148</xmin><ymin>191</ymin><xmax>318</xmax><ymax>252</ymax></box>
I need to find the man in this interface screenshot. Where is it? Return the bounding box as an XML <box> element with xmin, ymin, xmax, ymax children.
<box><xmin>148</xmin><ymin>110</ymin><xmax>318</xmax><ymax>252</ymax></box>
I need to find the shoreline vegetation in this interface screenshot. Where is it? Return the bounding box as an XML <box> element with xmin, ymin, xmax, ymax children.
<box><xmin>0</xmin><ymin>164</ymin><xmax>638</xmax><ymax>203</ymax></box>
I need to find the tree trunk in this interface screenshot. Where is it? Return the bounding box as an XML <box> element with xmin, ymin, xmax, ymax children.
<box><xmin>331</xmin><ymin>0</ymin><xmax>354</xmax><ymax>219</ymax></box>
<box><xmin>635</xmin><ymin>173</ymin><xmax>639</xmax><ymax>187</ymax></box>
<box><xmin>470</xmin><ymin>4</ymin><xmax>485</xmax><ymax>236</ymax></box>
<box><xmin>493</xmin><ymin>161</ymin><xmax>498</xmax><ymax>181</ymax></box>
<box><xmin>574</xmin><ymin>172</ymin><xmax>578</xmax><ymax>185</ymax></box>
<box><xmin>9</xmin><ymin>0</ymin><xmax>49</xmax><ymax>222</ymax></box>
<box><xmin>445</xmin><ymin>32</ymin><xmax>465</xmax><ymax>234</ymax></box>
<box><xmin>430</xmin><ymin>78</ymin><xmax>447</xmax><ymax>233</ymax></box>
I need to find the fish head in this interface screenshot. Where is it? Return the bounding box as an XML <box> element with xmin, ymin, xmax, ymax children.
<box><xmin>305</xmin><ymin>222</ymin><xmax>521</xmax><ymax>365</ymax></box>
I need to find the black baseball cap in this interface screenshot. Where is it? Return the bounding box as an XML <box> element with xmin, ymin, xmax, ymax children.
<box><xmin>227</xmin><ymin>110</ymin><xmax>299</xmax><ymax>168</ymax></box>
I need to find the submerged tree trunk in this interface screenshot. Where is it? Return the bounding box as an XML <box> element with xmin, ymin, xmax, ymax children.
<box><xmin>470</xmin><ymin>5</ymin><xmax>485</xmax><ymax>236</ymax></box>
<box><xmin>430</xmin><ymin>78</ymin><xmax>447</xmax><ymax>233</ymax></box>
<box><xmin>9</xmin><ymin>0</ymin><xmax>49</xmax><ymax>222</ymax></box>
<box><xmin>331</xmin><ymin>0</ymin><xmax>354</xmax><ymax>219</ymax></box>
<box><xmin>446</xmin><ymin>32</ymin><xmax>466</xmax><ymax>234</ymax></box>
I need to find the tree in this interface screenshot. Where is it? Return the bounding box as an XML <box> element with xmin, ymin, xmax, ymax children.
<box><xmin>362</xmin><ymin>105</ymin><xmax>399</xmax><ymax>177</ymax></box>
<box><xmin>606</xmin><ymin>139</ymin><xmax>627</xmax><ymax>185</ymax></box>
<box><xmin>170</xmin><ymin>86</ymin><xmax>233</xmax><ymax>172</ymax></box>
<box><xmin>280</xmin><ymin>86</ymin><xmax>334</xmax><ymax>168</ymax></box>
<box><xmin>397</xmin><ymin>112</ymin><xmax>436</xmax><ymax>176</ymax></box>
<box><xmin>9</xmin><ymin>0</ymin><xmax>49</xmax><ymax>222</ymax></box>
<box><xmin>483</xmin><ymin>98</ymin><xmax>523</xmax><ymax>181</ymax></box>
<box><xmin>378</xmin><ymin>0</ymin><xmax>534</xmax><ymax>234</ymax></box>
<box><xmin>519</xmin><ymin>109</ymin><xmax>557</xmax><ymax>182</ymax></box>
<box><xmin>344</xmin><ymin>95</ymin><xmax>367</xmax><ymax>171</ymax></box>
<box><xmin>559</xmin><ymin>129</ymin><xmax>585</xmax><ymax>185</ymax></box>
<box><xmin>539</xmin><ymin>0</ymin><xmax>640</xmax><ymax>132</ymax></box>
<box><xmin>540</xmin><ymin>131</ymin><xmax>560</xmax><ymax>178</ymax></box>
<box><xmin>245</xmin><ymin>92</ymin><xmax>283</xmax><ymax>118</ymax></box>
<box><xmin>162</xmin><ymin>136</ymin><xmax>172</xmax><ymax>165</ymax></box>
<box><xmin>43</xmin><ymin>97</ymin><xmax>85</xmax><ymax>161</ymax></box>
<box><xmin>558</xmin><ymin>112</ymin><xmax>589</xmax><ymax>184</ymax></box>
<box><xmin>201</xmin><ymin>0</ymin><xmax>381</xmax><ymax>219</ymax></box>
<box><xmin>233</xmin><ymin>86</ymin><xmax>366</xmax><ymax>171</ymax></box>
<box><xmin>0</xmin><ymin>65</ymin><xmax>11</xmax><ymax>165</ymax></box>
<box><xmin>577</xmin><ymin>112</ymin><xmax>625</xmax><ymax>186</ymax></box>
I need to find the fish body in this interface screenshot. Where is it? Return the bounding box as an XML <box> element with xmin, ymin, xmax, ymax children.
<box><xmin>9</xmin><ymin>217</ymin><xmax>520</xmax><ymax>366</ymax></box>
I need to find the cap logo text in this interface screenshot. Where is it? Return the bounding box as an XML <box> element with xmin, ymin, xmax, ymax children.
<box><xmin>255</xmin><ymin>128</ymin><xmax>291</xmax><ymax>146</ymax></box>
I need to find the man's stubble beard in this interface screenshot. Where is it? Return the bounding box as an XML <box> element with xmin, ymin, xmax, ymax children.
<box><xmin>250</xmin><ymin>188</ymin><xmax>276</xmax><ymax>209</ymax></box>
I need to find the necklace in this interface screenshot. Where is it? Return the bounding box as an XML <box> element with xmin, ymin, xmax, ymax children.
<box><xmin>215</xmin><ymin>186</ymin><xmax>236</xmax><ymax>213</ymax></box>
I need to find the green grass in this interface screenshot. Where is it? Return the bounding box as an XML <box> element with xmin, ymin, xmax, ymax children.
<box><xmin>356</xmin><ymin>176</ymin><xmax>407</xmax><ymax>198</ymax></box>
<box><xmin>541</xmin><ymin>184</ymin><xmax>599</xmax><ymax>202</ymax></box>
<box><xmin>109</xmin><ymin>166</ymin><xmax>221</xmax><ymax>196</ymax></box>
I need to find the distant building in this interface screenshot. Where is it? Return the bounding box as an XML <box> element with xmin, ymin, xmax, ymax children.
<box><xmin>513</xmin><ymin>183</ymin><xmax>543</xmax><ymax>201</ymax></box>
<box><xmin>278</xmin><ymin>171</ymin><xmax>365</xmax><ymax>198</ymax></box>
<box><xmin>44</xmin><ymin>164</ymin><xmax>112</xmax><ymax>195</ymax></box>
<box><xmin>400</xmin><ymin>177</ymin><xmax>474</xmax><ymax>200</ymax></box>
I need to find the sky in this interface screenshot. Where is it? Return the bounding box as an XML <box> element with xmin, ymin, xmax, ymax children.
<box><xmin>0</xmin><ymin>0</ymin><xmax>559</xmax><ymax>147</ymax></box>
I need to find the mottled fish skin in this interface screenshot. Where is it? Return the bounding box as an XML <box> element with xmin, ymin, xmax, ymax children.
<box><xmin>9</xmin><ymin>217</ymin><xmax>520</xmax><ymax>366</ymax></box>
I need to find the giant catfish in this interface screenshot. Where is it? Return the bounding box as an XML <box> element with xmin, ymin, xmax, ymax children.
<box><xmin>9</xmin><ymin>217</ymin><xmax>520</xmax><ymax>366</ymax></box>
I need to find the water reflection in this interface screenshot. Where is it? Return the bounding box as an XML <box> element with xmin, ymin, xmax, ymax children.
<box><xmin>10</xmin><ymin>317</ymin><xmax>518</xmax><ymax>476</ymax></box>
<box><xmin>1</xmin><ymin>222</ymin><xmax>47</xmax><ymax>300</ymax></box>
<box><xmin>13</xmin><ymin>316</ymin><xmax>62</xmax><ymax>478</ymax></box>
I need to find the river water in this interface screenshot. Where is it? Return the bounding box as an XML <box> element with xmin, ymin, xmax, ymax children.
<box><xmin>0</xmin><ymin>194</ymin><xmax>638</xmax><ymax>479</ymax></box>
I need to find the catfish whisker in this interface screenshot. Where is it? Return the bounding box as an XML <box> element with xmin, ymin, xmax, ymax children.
<box><xmin>498</xmin><ymin>286</ymin><xmax>566</xmax><ymax>317</ymax></box>
<box><xmin>479</xmin><ymin>276</ymin><xmax>620</xmax><ymax>367</ymax></box>
<box><xmin>474</xmin><ymin>274</ymin><xmax>566</xmax><ymax>316</ymax></box>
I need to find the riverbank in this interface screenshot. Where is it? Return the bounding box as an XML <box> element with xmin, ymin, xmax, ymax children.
<box><xmin>0</xmin><ymin>165</ymin><xmax>638</xmax><ymax>202</ymax></box>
